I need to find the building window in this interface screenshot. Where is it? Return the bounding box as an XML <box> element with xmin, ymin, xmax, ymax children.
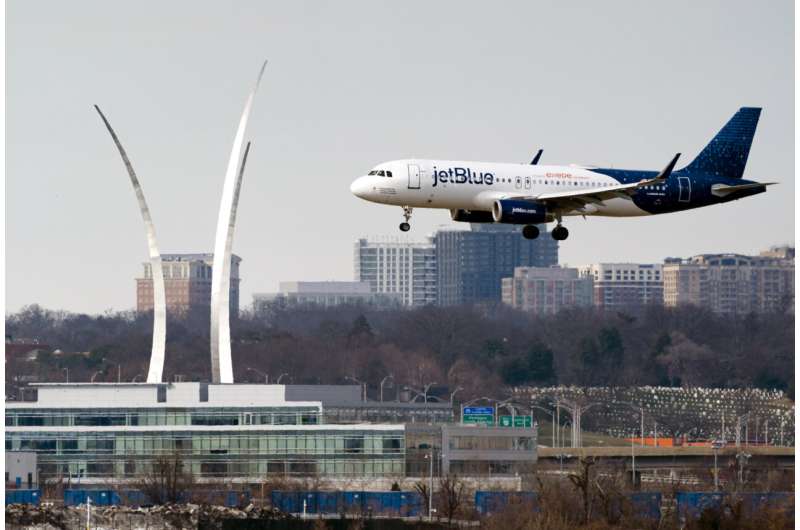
<box><xmin>157</xmin><ymin>385</ymin><xmax>167</xmax><ymax>403</ymax></box>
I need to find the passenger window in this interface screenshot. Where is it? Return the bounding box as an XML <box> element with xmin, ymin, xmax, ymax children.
<box><xmin>525</xmin><ymin>177</ymin><xmax>531</xmax><ymax>189</ymax></box>
<box><xmin>515</xmin><ymin>177</ymin><xmax>522</xmax><ymax>189</ymax></box>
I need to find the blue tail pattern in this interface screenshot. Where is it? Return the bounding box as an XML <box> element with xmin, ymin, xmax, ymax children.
<box><xmin>683</xmin><ymin>107</ymin><xmax>761</xmax><ymax>179</ymax></box>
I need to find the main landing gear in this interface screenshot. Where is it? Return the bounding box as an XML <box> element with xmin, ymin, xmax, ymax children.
<box><xmin>522</xmin><ymin>225</ymin><xmax>540</xmax><ymax>240</ymax></box>
<box><xmin>399</xmin><ymin>206</ymin><xmax>413</xmax><ymax>232</ymax></box>
<box><xmin>551</xmin><ymin>224</ymin><xmax>569</xmax><ymax>241</ymax></box>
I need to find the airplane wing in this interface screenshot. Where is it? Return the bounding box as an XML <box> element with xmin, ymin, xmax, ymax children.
<box><xmin>507</xmin><ymin>153</ymin><xmax>681</xmax><ymax>213</ymax></box>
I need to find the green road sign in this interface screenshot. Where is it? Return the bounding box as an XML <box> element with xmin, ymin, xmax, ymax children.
<box><xmin>463</xmin><ymin>414</ymin><xmax>494</xmax><ymax>426</ymax></box>
<box><xmin>499</xmin><ymin>415</ymin><xmax>533</xmax><ymax>428</ymax></box>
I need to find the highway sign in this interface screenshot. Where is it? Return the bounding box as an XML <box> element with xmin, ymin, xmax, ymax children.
<box><xmin>463</xmin><ymin>406</ymin><xmax>494</xmax><ymax>415</ymax></box>
<box><xmin>499</xmin><ymin>415</ymin><xmax>533</xmax><ymax>428</ymax></box>
<box><xmin>463</xmin><ymin>414</ymin><xmax>494</xmax><ymax>426</ymax></box>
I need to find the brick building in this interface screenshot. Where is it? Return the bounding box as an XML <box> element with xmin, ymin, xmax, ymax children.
<box><xmin>136</xmin><ymin>253</ymin><xmax>241</xmax><ymax>316</ymax></box>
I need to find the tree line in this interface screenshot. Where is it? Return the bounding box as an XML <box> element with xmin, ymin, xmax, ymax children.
<box><xmin>5</xmin><ymin>302</ymin><xmax>794</xmax><ymax>399</ymax></box>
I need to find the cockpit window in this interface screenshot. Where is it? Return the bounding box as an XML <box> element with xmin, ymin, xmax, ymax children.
<box><xmin>377</xmin><ymin>170</ymin><xmax>385</xmax><ymax>176</ymax></box>
<box><xmin>385</xmin><ymin>170</ymin><xmax>392</xmax><ymax>177</ymax></box>
<box><xmin>368</xmin><ymin>170</ymin><xmax>377</xmax><ymax>175</ymax></box>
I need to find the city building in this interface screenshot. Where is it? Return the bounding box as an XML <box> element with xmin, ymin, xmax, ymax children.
<box><xmin>253</xmin><ymin>282</ymin><xmax>400</xmax><ymax>315</ymax></box>
<box><xmin>6</xmin><ymin>383</ymin><xmax>536</xmax><ymax>484</ymax></box>
<box><xmin>579</xmin><ymin>263</ymin><xmax>663</xmax><ymax>310</ymax></box>
<box><xmin>435</xmin><ymin>224</ymin><xmax>558</xmax><ymax>306</ymax></box>
<box><xmin>136</xmin><ymin>253</ymin><xmax>241</xmax><ymax>317</ymax></box>
<box><xmin>501</xmin><ymin>267</ymin><xmax>593</xmax><ymax>314</ymax></box>
<box><xmin>6</xmin><ymin>383</ymin><xmax>405</xmax><ymax>482</ymax></box>
<box><xmin>662</xmin><ymin>249</ymin><xmax>795</xmax><ymax>315</ymax></box>
<box><xmin>354</xmin><ymin>237</ymin><xmax>437</xmax><ymax>307</ymax></box>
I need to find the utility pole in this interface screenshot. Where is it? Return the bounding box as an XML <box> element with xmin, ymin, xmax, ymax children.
<box><xmin>631</xmin><ymin>436</ymin><xmax>636</xmax><ymax>486</ymax></box>
<box><xmin>428</xmin><ymin>450</ymin><xmax>434</xmax><ymax>520</ymax></box>
<box><xmin>640</xmin><ymin>407</ymin><xmax>644</xmax><ymax>447</ymax></box>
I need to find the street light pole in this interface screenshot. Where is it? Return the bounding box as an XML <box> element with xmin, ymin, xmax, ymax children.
<box><xmin>246</xmin><ymin>367</ymin><xmax>269</xmax><ymax>384</ymax></box>
<box><xmin>380</xmin><ymin>375</ymin><xmax>394</xmax><ymax>402</ymax></box>
<box><xmin>449</xmin><ymin>386</ymin><xmax>463</xmax><ymax>407</ymax></box>
<box><xmin>276</xmin><ymin>373</ymin><xmax>289</xmax><ymax>384</ymax></box>
<box><xmin>62</xmin><ymin>367</ymin><xmax>69</xmax><ymax>383</ymax></box>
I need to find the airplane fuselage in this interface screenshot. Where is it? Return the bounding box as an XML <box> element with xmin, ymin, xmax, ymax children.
<box><xmin>350</xmin><ymin>108</ymin><xmax>771</xmax><ymax>240</ymax></box>
<box><xmin>351</xmin><ymin>159</ymin><xmax>766</xmax><ymax>218</ymax></box>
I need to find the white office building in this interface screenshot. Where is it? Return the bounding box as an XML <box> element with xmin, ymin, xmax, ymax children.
<box><xmin>253</xmin><ymin>281</ymin><xmax>401</xmax><ymax>314</ymax></box>
<box><xmin>354</xmin><ymin>237</ymin><xmax>437</xmax><ymax>307</ymax></box>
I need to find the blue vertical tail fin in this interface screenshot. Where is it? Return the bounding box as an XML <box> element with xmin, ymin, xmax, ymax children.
<box><xmin>683</xmin><ymin>107</ymin><xmax>761</xmax><ymax>179</ymax></box>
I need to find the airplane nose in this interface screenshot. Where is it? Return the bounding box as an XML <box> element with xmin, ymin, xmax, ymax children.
<box><xmin>350</xmin><ymin>176</ymin><xmax>371</xmax><ymax>199</ymax></box>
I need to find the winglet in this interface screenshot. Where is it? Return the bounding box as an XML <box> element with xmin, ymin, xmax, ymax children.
<box><xmin>654</xmin><ymin>153</ymin><xmax>681</xmax><ymax>182</ymax></box>
<box><xmin>530</xmin><ymin>149</ymin><xmax>543</xmax><ymax>165</ymax></box>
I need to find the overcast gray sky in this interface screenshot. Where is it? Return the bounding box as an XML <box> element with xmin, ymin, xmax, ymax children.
<box><xmin>6</xmin><ymin>1</ymin><xmax>794</xmax><ymax>314</ymax></box>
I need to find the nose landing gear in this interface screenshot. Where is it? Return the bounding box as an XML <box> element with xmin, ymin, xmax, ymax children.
<box><xmin>399</xmin><ymin>206</ymin><xmax>413</xmax><ymax>232</ymax></box>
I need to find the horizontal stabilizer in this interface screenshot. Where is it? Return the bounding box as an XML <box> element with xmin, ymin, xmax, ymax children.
<box><xmin>711</xmin><ymin>182</ymin><xmax>777</xmax><ymax>197</ymax></box>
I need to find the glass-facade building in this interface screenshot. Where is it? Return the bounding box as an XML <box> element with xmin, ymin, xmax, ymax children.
<box><xmin>5</xmin><ymin>383</ymin><xmax>405</xmax><ymax>483</ymax></box>
<box><xmin>435</xmin><ymin>224</ymin><xmax>559</xmax><ymax>306</ymax></box>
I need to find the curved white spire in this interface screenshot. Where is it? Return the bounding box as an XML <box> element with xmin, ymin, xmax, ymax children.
<box><xmin>94</xmin><ymin>105</ymin><xmax>167</xmax><ymax>383</ymax></box>
<box><xmin>210</xmin><ymin>61</ymin><xmax>266</xmax><ymax>383</ymax></box>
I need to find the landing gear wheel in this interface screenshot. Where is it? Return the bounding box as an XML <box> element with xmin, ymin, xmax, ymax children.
<box><xmin>399</xmin><ymin>206</ymin><xmax>413</xmax><ymax>232</ymax></box>
<box><xmin>522</xmin><ymin>225</ymin><xmax>540</xmax><ymax>240</ymax></box>
<box><xmin>551</xmin><ymin>225</ymin><xmax>569</xmax><ymax>241</ymax></box>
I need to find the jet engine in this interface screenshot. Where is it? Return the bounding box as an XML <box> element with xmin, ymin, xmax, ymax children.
<box><xmin>492</xmin><ymin>199</ymin><xmax>549</xmax><ymax>224</ymax></box>
<box><xmin>450</xmin><ymin>209</ymin><xmax>495</xmax><ymax>223</ymax></box>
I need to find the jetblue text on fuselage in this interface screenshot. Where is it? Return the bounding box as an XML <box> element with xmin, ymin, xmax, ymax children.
<box><xmin>432</xmin><ymin>166</ymin><xmax>495</xmax><ymax>187</ymax></box>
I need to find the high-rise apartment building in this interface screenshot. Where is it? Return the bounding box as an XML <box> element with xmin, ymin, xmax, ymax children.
<box><xmin>662</xmin><ymin>249</ymin><xmax>794</xmax><ymax>315</ymax></box>
<box><xmin>354</xmin><ymin>237</ymin><xmax>437</xmax><ymax>306</ymax></box>
<box><xmin>579</xmin><ymin>263</ymin><xmax>663</xmax><ymax>310</ymax></box>
<box><xmin>136</xmin><ymin>253</ymin><xmax>241</xmax><ymax>316</ymax></box>
<box><xmin>502</xmin><ymin>267</ymin><xmax>593</xmax><ymax>314</ymax></box>
<box><xmin>435</xmin><ymin>224</ymin><xmax>558</xmax><ymax>306</ymax></box>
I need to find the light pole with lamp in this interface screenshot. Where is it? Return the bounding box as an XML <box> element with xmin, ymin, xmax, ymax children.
<box><xmin>276</xmin><ymin>373</ymin><xmax>290</xmax><ymax>384</ymax></box>
<box><xmin>62</xmin><ymin>367</ymin><xmax>69</xmax><ymax>383</ymax></box>
<box><xmin>529</xmin><ymin>404</ymin><xmax>556</xmax><ymax>447</ymax></box>
<box><xmin>131</xmin><ymin>373</ymin><xmax>143</xmax><ymax>383</ymax></box>
<box><xmin>90</xmin><ymin>370</ymin><xmax>104</xmax><ymax>383</ymax></box>
<box><xmin>246</xmin><ymin>367</ymin><xmax>269</xmax><ymax>384</ymax></box>
<box><xmin>449</xmin><ymin>386</ymin><xmax>464</xmax><ymax>407</ymax></box>
<box><xmin>423</xmin><ymin>382</ymin><xmax>437</xmax><ymax>404</ymax></box>
<box><xmin>380</xmin><ymin>375</ymin><xmax>394</xmax><ymax>402</ymax></box>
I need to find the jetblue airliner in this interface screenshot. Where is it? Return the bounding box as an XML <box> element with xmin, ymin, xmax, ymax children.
<box><xmin>350</xmin><ymin>108</ymin><xmax>774</xmax><ymax>240</ymax></box>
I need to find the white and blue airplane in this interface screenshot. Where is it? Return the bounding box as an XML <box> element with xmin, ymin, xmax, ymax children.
<box><xmin>350</xmin><ymin>108</ymin><xmax>774</xmax><ymax>240</ymax></box>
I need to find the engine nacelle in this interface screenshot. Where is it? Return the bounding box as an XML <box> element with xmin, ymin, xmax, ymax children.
<box><xmin>450</xmin><ymin>209</ymin><xmax>495</xmax><ymax>223</ymax></box>
<box><xmin>492</xmin><ymin>199</ymin><xmax>549</xmax><ymax>224</ymax></box>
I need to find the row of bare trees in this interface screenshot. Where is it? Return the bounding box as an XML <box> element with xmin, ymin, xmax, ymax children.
<box><xmin>6</xmin><ymin>302</ymin><xmax>794</xmax><ymax>399</ymax></box>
